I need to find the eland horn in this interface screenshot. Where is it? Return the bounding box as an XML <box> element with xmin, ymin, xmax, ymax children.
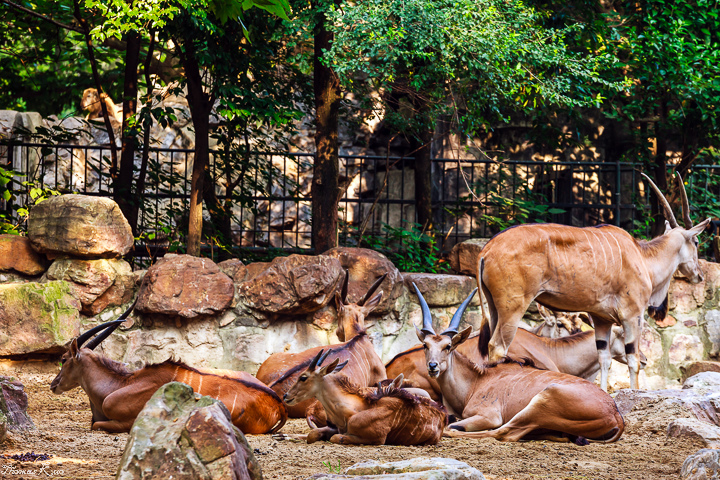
<box><xmin>83</xmin><ymin>299</ymin><xmax>137</xmax><ymax>350</ymax></box>
<box><xmin>442</xmin><ymin>288</ymin><xmax>478</xmax><ymax>336</ymax></box>
<box><xmin>411</xmin><ymin>282</ymin><xmax>435</xmax><ymax>335</ymax></box>
<box><xmin>674</xmin><ymin>172</ymin><xmax>693</xmax><ymax>228</ymax></box>
<box><xmin>358</xmin><ymin>273</ymin><xmax>388</xmax><ymax>306</ymax></box>
<box><xmin>641</xmin><ymin>173</ymin><xmax>679</xmax><ymax>229</ymax></box>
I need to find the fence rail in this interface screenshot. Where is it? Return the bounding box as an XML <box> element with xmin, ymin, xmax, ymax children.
<box><xmin>2</xmin><ymin>140</ymin><xmax>719</xmax><ymax>259</ymax></box>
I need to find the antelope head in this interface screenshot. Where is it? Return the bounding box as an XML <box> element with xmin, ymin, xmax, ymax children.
<box><xmin>643</xmin><ymin>172</ymin><xmax>711</xmax><ymax>284</ymax></box>
<box><xmin>412</xmin><ymin>283</ymin><xmax>476</xmax><ymax>378</ymax></box>
<box><xmin>50</xmin><ymin>302</ymin><xmax>134</xmax><ymax>394</ymax></box>
<box><xmin>334</xmin><ymin>271</ymin><xmax>387</xmax><ymax>342</ymax></box>
<box><xmin>283</xmin><ymin>350</ymin><xmax>348</xmax><ymax>405</ymax></box>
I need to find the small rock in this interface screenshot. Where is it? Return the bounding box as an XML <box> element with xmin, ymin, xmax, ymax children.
<box><xmin>669</xmin><ymin>334</ymin><xmax>705</xmax><ymax>365</ymax></box>
<box><xmin>668</xmin><ymin>418</ymin><xmax>720</xmax><ymax>448</ymax></box>
<box><xmin>448</xmin><ymin>238</ymin><xmax>489</xmax><ymax>276</ymax></box>
<box><xmin>0</xmin><ymin>235</ymin><xmax>47</xmax><ymax>275</ymax></box>
<box><xmin>0</xmin><ymin>376</ymin><xmax>34</xmax><ymax>430</ymax></box>
<box><xmin>402</xmin><ymin>273</ymin><xmax>478</xmax><ymax>307</ymax></box>
<box><xmin>308</xmin><ymin>457</ymin><xmax>485</xmax><ymax>480</ymax></box>
<box><xmin>681</xmin><ymin>449</ymin><xmax>720</xmax><ymax>480</ymax></box>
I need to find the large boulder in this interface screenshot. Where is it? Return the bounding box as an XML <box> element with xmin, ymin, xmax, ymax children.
<box><xmin>116</xmin><ymin>382</ymin><xmax>261</xmax><ymax>480</ymax></box>
<box><xmin>237</xmin><ymin>254</ymin><xmax>343</xmax><ymax>316</ymax></box>
<box><xmin>324</xmin><ymin>247</ymin><xmax>403</xmax><ymax>314</ymax></box>
<box><xmin>136</xmin><ymin>254</ymin><xmax>234</xmax><ymax>319</ymax></box>
<box><xmin>27</xmin><ymin>194</ymin><xmax>134</xmax><ymax>258</ymax></box>
<box><xmin>448</xmin><ymin>238</ymin><xmax>489</xmax><ymax>276</ymax></box>
<box><xmin>402</xmin><ymin>273</ymin><xmax>479</xmax><ymax>307</ymax></box>
<box><xmin>0</xmin><ymin>281</ymin><xmax>81</xmax><ymax>355</ymax></box>
<box><xmin>308</xmin><ymin>457</ymin><xmax>485</xmax><ymax>480</ymax></box>
<box><xmin>45</xmin><ymin>258</ymin><xmax>135</xmax><ymax>315</ymax></box>
<box><xmin>0</xmin><ymin>376</ymin><xmax>34</xmax><ymax>430</ymax></box>
<box><xmin>681</xmin><ymin>449</ymin><xmax>720</xmax><ymax>480</ymax></box>
<box><xmin>0</xmin><ymin>235</ymin><xmax>47</xmax><ymax>275</ymax></box>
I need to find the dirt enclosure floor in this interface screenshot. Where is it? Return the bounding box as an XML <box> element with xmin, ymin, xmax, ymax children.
<box><xmin>0</xmin><ymin>360</ymin><xmax>703</xmax><ymax>480</ymax></box>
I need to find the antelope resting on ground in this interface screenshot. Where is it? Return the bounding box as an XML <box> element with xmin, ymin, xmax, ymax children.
<box><xmin>51</xmin><ymin>304</ymin><xmax>287</xmax><ymax>434</ymax></box>
<box><xmin>386</xmin><ymin>322</ymin><xmax>644</xmax><ymax>402</ymax></box>
<box><xmin>256</xmin><ymin>272</ymin><xmax>387</xmax><ymax>418</ymax></box>
<box><xmin>526</xmin><ymin>304</ymin><xmax>587</xmax><ymax>338</ymax></box>
<box><xmin>414</xmin><ymin>284</ymin><xmax>625</xmax><ymax>443</ymax></box>
<box><xmin>478</xmin><ymin>173</ymin><xmax>709</xmax><ymax>390</ymax></box>
<box><xmin>281</xmin><ymin>350</ymin><xmax>447</xmax><ymax>445</ymax></box>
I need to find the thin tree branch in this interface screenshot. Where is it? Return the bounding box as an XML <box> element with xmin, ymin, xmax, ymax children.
<box><xmin>1</xmin><ymin>0</ymin><xmax>84</xmax><ymax>33</ymax></box>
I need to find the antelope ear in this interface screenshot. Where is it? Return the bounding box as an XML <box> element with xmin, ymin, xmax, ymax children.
<box><xmin>390</xmin><ymin>373</ymin><xmax>404</xmax><ymax>389</ymax></box>
<box><xmin>362</xmin><ymin>291</ymin><xmax>384</xmax><ymax>313</ymax></box>
<box><xmin>334</xmin><ymin>292</ymin><xmax>343</xmax><ymax>311</ymax></box>
<box><xmin>664</xmin><ymin>220</ymin><xmax>673</xmax><ymax>235</ymax></box>
<box><xmin>687</xmin><ymin>217</ymin><xmax>712</xmax><ymax>237</ymax></box>
<box><xmin>70</xmin><ymin>339</ymin><xmax>80</xmax><ymax>359</ymax></box>
<box><xmin>415</xmin><ymin>325</ymin><xmax>428</xmax><ymax>343</ymax></box>
<box><xmin>319</xmin><ymin>358</ymin><xmax>341</xmax><ymax>376</ymax></box>
<box><xmin>451</xmin><ymin>326</ymin><xmax>473</xmax><ymax>349</ymax></box>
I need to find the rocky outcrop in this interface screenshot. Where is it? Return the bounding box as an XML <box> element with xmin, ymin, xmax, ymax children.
<box><xmin>237</xmin><ymin>254</ymin><xmax>343</xmax><ymax>316</ymax></box>
<box><xmin>136</xmin><ymin>254</ymin><xmax>234</xmax><ymax>319</ymax></box>
<box><xmin>0</xmin><ymin>235</ymin><xmax>47</xmax><ymax>275</ymax></box>
<box><xmin>45</xmin><ymin>258</ymin><xmax>135</xmax><ymax>315</ymax></box>
<box><xmin>0</xmin><ymin>376</ymin><xmax>34</xmax><ymax>430</ymax></box>
<box><xmin>116</xmin><ymin>382</ymin><xmax>261</xmax><ymax>480</ymax></box>
<box><xmin>681</xmin><ymin>449</ymin><xmax>720</xmax><ymax>480</ymax></box>
<box><xmin>448</xmin><ymin>238</ymin><xmax>489</xmax><ymax>276</ymax></box>
<box><xmin>0</xmin><ymin>281</ymin><xmax>81</xmax><ymax>355</ymax></box>
<box><xmin>308</xmin><ymin>457</ymin><xmax>485</xmax><ymax>480</ymax></box>
<box><xmin>324</xmin><ymin>247</ymin><xmax>404</xmax><ymax>314</ymax></box>
<box><xmin>27</xmin><ymin>194</ymin><xmax>134</xmax><ymax>258</ymax></box>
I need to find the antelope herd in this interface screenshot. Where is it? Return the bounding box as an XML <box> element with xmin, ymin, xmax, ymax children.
<box><xmin>49</xmin><ymin>172</ymin><xmax>708</xmax><ymax>448</ymax></box>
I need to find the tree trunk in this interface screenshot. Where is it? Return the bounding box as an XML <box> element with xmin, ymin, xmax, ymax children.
<box><xmin>651</xmin><ymin>101</ymin><xmax>669</xmax><ymax>238</ymax></box>
<box><xmin>411</xmin><ymin>118</ymin><xmax>433</xmax><ymax>232</ymax></box>
<box><xmin>178</xmin><ymin>40</ymin><xmax>213</xmax><ymax>256</ymax></box>
<box><xmin>117</xmin><ymin>30</ymin><xmax>141</xmax><ymax>233</ymax></box>
<box><xmin>311</xmin><ymin>10</ymin><xmax>341</xmax><ymax>254</ymax></box>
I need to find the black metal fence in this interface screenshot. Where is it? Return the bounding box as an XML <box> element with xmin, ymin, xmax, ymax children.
<box><xmin>2</xmin><ymin>140</ymin><xmax>719</xmax><ymax>257</ymax></box>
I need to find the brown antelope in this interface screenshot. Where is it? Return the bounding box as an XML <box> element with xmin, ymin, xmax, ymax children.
<box><xmin>414</xmin><ymin>284</ymin><xmax>625</xmax><ymax>443</ymax></box>
<box><xmin>256</xmin><ymin>272</ymin><xmax>387</xmax><ymax>418</ymax></box>
<box><xmin>281</xmin><ymin>350</ymin><xmax>447</xmax><ymax>445</ymax></box>
<box><xmin>50</xmin><ymin>305</ymin><xmax>287</xmax><ymax>434</ymax></box>
<box><xmin>478</xmin><ymin>173</ymin><xmax>709</xmax><ymax>390</ymax></box>
<box><xmin>528</xmin><ymin>305</ymin><xmax>587</xmax><ymax>338</ymax></box>
<box><xmin>386</xmin><ymin>324</ymin><xmax>644</xmax><ymax>402</ymax></box>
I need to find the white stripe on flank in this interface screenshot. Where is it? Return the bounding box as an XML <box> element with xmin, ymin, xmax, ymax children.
<box><xmin>582</xmin><ymin>231</ymin><xmax>597</xmax><ymax>273</ymax></box>
<box><xmin>610</xmin><ymin>234</ymin><xmax>623</xmax><ymax>271</ymax></box>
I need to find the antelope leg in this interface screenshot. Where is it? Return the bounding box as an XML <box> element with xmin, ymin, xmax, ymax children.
<box><xmin>91</xmin><ymin>419</ymin><xmax>135</xmax><ymax>433</ymax></box>
<box><xmin>445</xmin><ymin>410</ymin><xmax>503</xmax><ymax>433</ymax></box>
<box><xmin>594</xmin><ymin>321</ymin><xmax>613</xmax><ymax>392</ymax></box>
<box><xmin>621</xmin><ymin>316</ymin><xmax>642</xmax><ymax>389</ymax></box>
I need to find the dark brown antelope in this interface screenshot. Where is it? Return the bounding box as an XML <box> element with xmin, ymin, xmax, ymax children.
<box><xmin>414</xmin><ymin>285</ymin><xmax>625</xmax><ymax>443</ymax></box>
<box><xmin>478</xmin><ymin>173</ymin><xmax>709</xmax><ymax>389</ymax></box>
<box><xmin>50</xmin><ymin>305</ymin><xmax>287</xmax><ymax>434</ymax></box>
<box><xmin>386</xmin><ymin>324</ymin><xmax>643</xmax><ymax>402</ymax></box>
<box><xmin>281</xmin><ymin>350</ymin><xmax>447</xmax><ymax>445</ymax></box>
<box><xmin>256</xmin><ymin>272</ymin><xmax>387</xmax><ymax>418</ymax></box>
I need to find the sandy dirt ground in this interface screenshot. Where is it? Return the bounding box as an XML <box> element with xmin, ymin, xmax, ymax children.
<box><xmin>0</xmin><ymin>360</ymin><xmax>703</xmax><ymax>480</ymax></box>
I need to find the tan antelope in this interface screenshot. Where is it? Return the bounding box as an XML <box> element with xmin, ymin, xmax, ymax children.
<box><xmin>256</xmin><ymin>272</ymin><xmax>387</xmax><ymax>418</ymax></box>
<box><xmin>413</xmin><ymin>284</ymin><xmax>625</xmax><ymax>443</ymax></box>
<box><xmin>386</xmin><ymin>323</ymin><xmax>644</xmax><ymax>402</ymax></box>
<box><xmin>528</xmin><ymin>304</ymin><xmax>587</xmax><ymax>338</ymax></box>
<box><xmin>478</xmin><ymin>173</ymin><xmax>709</xmax><ymax>390</ymax></box>
<box><xmin>281</xmin><ymin>350</ymin><xmax>447</xmax><ymax>445</ymax></box>
<box><xmin>51</xmin><ymin>305</ymin><xmax>287</xmax><ymax>434</ymax></box>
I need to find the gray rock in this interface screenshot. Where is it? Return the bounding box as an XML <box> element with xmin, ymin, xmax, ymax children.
<box><xmin>402</xmin><ymin>273</ymin><xmax>478</xmax><ymax>307</ymax></box>
<box><xmin>706</xmin><ymin>310</ymin><xmax>720</xmax><ymax>358</ymax></box>
<box><xmin>0</xmin><ymin>281</ymin><xmax>81</xmax><ymax>355</ymax></box>
<box><xmin>116</xmin><ymin>382</ymin><xmax>261</xmax><ymax>480</ymax></box>
<box><xmin>27</xmin><ymin>194</ymin><xmax>134</xmax><ymax>258</ymax></box>
<box><xmin>0</xmin><ymin>376</ymin><xmax>34</xmax><ymax>430</ymax></box>
<box><xmin>681</xmin><ymin>449</ymin><xmax>720</xmax><ymax>480</ymax></box>
<box><xmin>614</xmin><ymin>388</ymin><xmax>720</xmax><ymax>431</ymax></box>
<box><xmin>684</xmin><ymin>372</ymin><xmax>720</xmax><ymax>391</ymax></box>
<box><xmin>0</xmin><ymin>411</ymin><xmax>6</xmax><ymax>442</ymax></box>
<box><xmin>668</xmin><ymin>418</ymin><xmax>720</xmax><ymax>448</ymax></box>
<box><xmin>308</xmin><ymin>457</ymin><xmax>485</xmax><ymax>480</ymax></box>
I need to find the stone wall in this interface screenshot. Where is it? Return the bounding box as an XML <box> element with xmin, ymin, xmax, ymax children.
<box><xmin>1</xmin><ymin>195</ymin><xmax>719</xmax><ymax>390</ymax></box>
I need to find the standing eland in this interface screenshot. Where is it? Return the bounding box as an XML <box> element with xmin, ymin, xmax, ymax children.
<box><xmin>478</xmin><ymin>173</ymin><xmax>709</xmax><ymax>389</ymax></box>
